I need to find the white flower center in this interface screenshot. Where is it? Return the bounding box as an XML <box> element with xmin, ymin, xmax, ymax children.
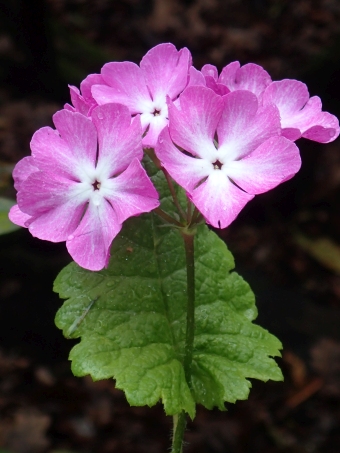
<box><xmin>71</xmin><ymin>162</ymin><xmax>110</xmax><ymax>207</ymax></box>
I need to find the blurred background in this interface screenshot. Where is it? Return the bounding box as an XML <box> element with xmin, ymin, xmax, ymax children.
<box><xmin>0</xmin><ymin>0</ymin><xmax>340</xmax><ymax>452</ymax></box>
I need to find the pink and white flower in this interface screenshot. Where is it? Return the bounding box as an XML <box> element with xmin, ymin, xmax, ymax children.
<box><xmin>190</xmin><ymin>62</ymin><xmax>339</xmax><ymax>144</ymax></box>
<box><xmin>155</xmin><ymin>86</ymin><xmax>301</xmax><ymax>228</ymax></box>
<box><xmin>91</xmin><ymin>43</ymin><xmax>192</xmax><ymax>148</ymax></box>
<box><xmin>9</xmin><ymin>104</ymin><xmax>159</xmax><ymax>270</ymax></box>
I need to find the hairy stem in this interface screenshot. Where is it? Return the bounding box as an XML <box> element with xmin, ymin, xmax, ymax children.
<box><xmin>172</xmin><ymin>412</ymin><xmax>187</xmax><ymax>453</ymax></box>
<box><xmin>171</xmin><ymin>231</ymin><xmax>196</xmax><ymax>453</ymax></box>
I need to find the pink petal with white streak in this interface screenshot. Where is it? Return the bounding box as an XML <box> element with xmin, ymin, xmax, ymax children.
<box><xmin>217</xmin><ymin>91</ymin><xmax>280</xmax><ymax>162</ymax></box>
<box><xmin>30</xmin><ymin>126</ymin><xmax>81</xmax><ymax>180</ymax></box>
<box><xmin>67</xmin><ymin>199</ymin><xmax>121</xmax><ymax>271</ymax></box>
<box><xmin>191</xmin><ymin>170</ymin><xmax>253</xmax><ymax>228</ymax></box>
<box><xmin>219</xmin><ymin>62</ymin><xmax>272</xmax><ymax>97</ymax></box>
<box><xmin>226</xmin><ymin>136</ymin><xmax>301</xmax><ymax>194</ymax></box>
<box><xmin>263</xmin><ymin>80</ymin><xmax>309</xmax><ymax>120</ymax></box>
<box><xmin>93</xmin><ymin>62</ymin><xmax>151</xmax><ymax>114</ymax></box>
<box><xmin>102</xmin><ymin>158</ymin><xmax>160</xmax><ymax>224</ymax></box>
<box><xmin>52</xmin><ymin>109</ymin><xmax>97</xmax><ymax>166</ymax></box>
<box><xmin>92</xmin><ymin>104</ymin><xmax>143</xmax><ymax>176</ymax></box>
<box><xmin>27</xmin><ymin>199</ymin><xmax>86</xmax><ymax>242</ymax></box>
<box><xmin>168</xmin><ymin>86</ymin><xmax>223</xmax><ymax>160</ymax></box>
<box><xmin>18</xmin><ymin>171</ymin><xmax>89</xmax><ymax>215</ymax></box>
<box><xmin>156</xmin><ymin>127</ymin><xmax>213</xmax><ymax>192</ymax></box>
<box><xmin>140</xmin><ymin>43</ymin><xmax>191</xmax><ymax>102</ymax></box>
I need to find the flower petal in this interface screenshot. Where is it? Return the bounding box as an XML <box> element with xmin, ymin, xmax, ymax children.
<box><xmin>52</xmin><ymin>109</ymin><xmax>97</xmax><ymax>167</ymax></box>
<box><xmin>12</xmin><ymin>156</ymin><xmax>38</xmax><ymax>191</ymax></box>
<box><xmin>191</xmin><ymin>170</ymin><xmax>253</xmax><ymax>228</ymax></box>
<box><xmin>187</xmin><ymin>66</ymin><xmax>206</xmax><ymax>87</ymax></box>
<box><xmin>168</xmin><ymin>86</ymin><xmax>223</xmax><ymax>160</ymax></box>
<box><xmin>156</xmin><ymin>127</ymin><xmax>213</xmax><ymax>193</ymax></box>
<box><xmin>27</xmin><ymin>200</ymin><xmax>86</xmax><ymax>242</ymax></box>
<box><xmin>18</xmin><ymin>172</ymin><xmax>90</xmax><ymax>216</ymax></box>
<box><xmin>91</xmin><ymin>104</ymin><xmax>143</xmax><ymax>176</ymax></box>
<box><xmin>142</xmin><ymin>115</ymin><xmax>168</xmax><ymax>148</ymax></box>
<box><xmin>93</xmin><ymin>61</ymin><xmax>151</xmax><ymax>114</ymax></box>
<box><xmin>30</xmin><ymin>126</ymin><xmax>81</xmax><ymax>180</ymax></box>
<box><xmin>217</xmin><ymin>90</ymin><xmax>281</xmax><ymax>162</ymax></box>
<box><xmin>140</xmin><ymin>43</ymin><xmax>191</xmax><ymax>103</ymax></box>
<box><xmin>18</xmin><ymin>174</ymin><xmax>89</xmax><ymax>238</ymax></box>
<box><xmin>9</xmin><ymin>204</ymin><xmax>32</xmax><ymax>228</ymax></box>
<box><xmin>80</xmin><ymin>73</ymin><xmax>104</xmax><ymax>104</ymax></box>
<box><xmin>201</xmin><ymin>64</ymin><xmax>218</xmax><ymax>81</ymax></box>
<box><xmin>302</xmin><ymin>115</ymin><xmax>340</xmax><ymax>142</ymax></box>
<box><xmin>225</xmin><ymin>136</ymin><xmax>301</xmax><ymax>194</ymax></box>
<box><xmin>66</xmin><ymin>199</ymin><xmax>121</xmax><ymax>271</ymax></box>
<box><xmin>68</xmin><ymin>85</ymin><xmax>90</xmax><ymax>116</ymax></box>
<box><xmin>17</xmin><ymin>172</ymin><xmax>89</xmax><ymax>241</ymax></box>
<box><xmin>219</xmin><ymin>62</ymin><xmax>271</xmax><ymax>96</ymax></box>
<box><xmin>262</xmin><ymin>80</ymin><xmax>340</xmax><ymax>143</ymax></box>
<box><xmin>102</xmin><ymin>158</ymin><xmax>160</xmax><ymax>224</ymax></box>
<box><xmin>205</xmin><ymin>76</ymin><xmax>230</xmax><ymax>96</ymax></box>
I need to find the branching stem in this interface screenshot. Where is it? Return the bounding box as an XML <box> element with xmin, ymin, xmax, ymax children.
<box><xmin>154</xmin><ymin>207</ymin><xmax>182</xmax><ymax>227</ymax></box>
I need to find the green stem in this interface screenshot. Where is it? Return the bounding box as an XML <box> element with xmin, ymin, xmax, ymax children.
<box><xmin>171</xmin><ymin>231</ymin><xmax>196</xmax><ymax>453</ymax></box>
<box><xmin>182</xmin><ymin>232</ymin><xmax>195</xmax><ymax>385</ymax></box>
<box><xmin>186</xmin><ymin>199</ymin><xmax>192</xmax><ymax>224</ymax></box>
<box><xmin>190</xmin><ymin>206</ymin><xmax>201</xmax><ymax>225</ymax></box>
<box><xmin>171</xmin><ymin>412</ymin><xmax>186</xmax><ymax>453</ymax></box>
<box><xmin>162</xmin><ymin>169</ymin><xmax>187</xmax><ymax>221</ymax></box>
<box><xmin>154</xmin><ymin>207</ymin><xmax>182</xmax><ymax>227</ymax></box>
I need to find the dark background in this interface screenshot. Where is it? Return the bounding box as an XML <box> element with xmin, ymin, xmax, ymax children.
<box><xmin>0</xmin><ymin>0</ymin><xmax>340</xmax><ymax>452</ymax></box>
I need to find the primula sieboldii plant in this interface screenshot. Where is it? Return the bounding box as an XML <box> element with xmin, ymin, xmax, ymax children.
<box><xmin>9</xmin><ymin>43</ymin><xmax>339</xmax><ymax>453</ymax></box>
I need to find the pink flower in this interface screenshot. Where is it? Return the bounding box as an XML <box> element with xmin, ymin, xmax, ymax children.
<box><xmin>262</xmin><ymin>80</ymin><xmax>340</xmax><ymax>143</ymax></box>
<box><xmin>64</xmin><ymin>73</ymin><xmax>106</xmax><ymax>117</ymax></box>
<box><xmin>9</xmin><ymin>104</ymin><xmax>160</xmax><ymax>270</ymax></box>
<box><xmin>155</xmin><ymin>86</ymin><xmax>301</xmax><ymax>228</ymax></box>
<box><xmin>190</xmin><ymin>62</ymin><xmax>339</xmax><ymax>144</ymax></box>
<box><xmin>188</xmin><ymin>62</ymin><xmax>272</xmax><ymax>98</ymax></box>
<box><xmin>91</xmin><ymin>43</ymin><xmax>192</xmax><ymax>148</ymax></box>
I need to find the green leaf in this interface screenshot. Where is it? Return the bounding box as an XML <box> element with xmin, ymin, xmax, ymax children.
<box><xmin>55</xmin><ymin>220</ymin><xmax>282</xmax><ymax>417</ymax></box>
<box><xmin>0</xmin><ymin>197</ymin><xmax>20</xmax><ymax>235</ymax></box>
<box><xmin>54</xmin><ymin>158</ymin><xmax>282</xmax><ymax>417</ymax></box>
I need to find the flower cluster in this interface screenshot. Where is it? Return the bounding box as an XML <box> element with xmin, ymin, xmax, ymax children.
<box><xmin>10</xmin><ymin>43</ymin><xmax>339</xmax><ymax>270</ymax></box>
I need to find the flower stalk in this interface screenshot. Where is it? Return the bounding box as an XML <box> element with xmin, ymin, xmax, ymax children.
<box><xmin>171</xmin><ymin>229</ymin><xmax>196</xmax><ymax>453</ymax></box>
